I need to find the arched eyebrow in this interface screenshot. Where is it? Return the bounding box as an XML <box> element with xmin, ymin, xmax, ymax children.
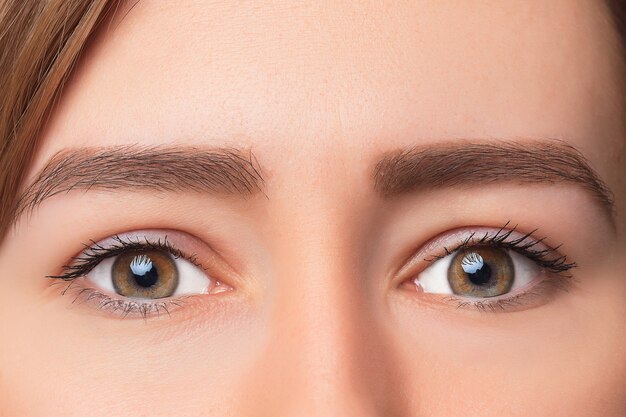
<box><xmin>16</xmin><ymin>145</ymin><xmax>265</xmax><ymax>219</ymax></box>
<box><xmin>373</xmin><ymin>140</ymin><xmax>616</xmax><ymax>223</ymax></box>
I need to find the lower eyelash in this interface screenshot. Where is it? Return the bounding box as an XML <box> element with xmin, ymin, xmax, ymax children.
<box><xmin>55</xmin><ymin>279</ymin><xmax>189</xmax><ymax>320</ymax></box>
<box><xmin>437</xmin><ymin>274</ymin><xmax>572</xmax><ymax>313</ymax></box>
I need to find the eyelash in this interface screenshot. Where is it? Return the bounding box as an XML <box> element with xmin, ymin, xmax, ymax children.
<box><xmin>48</xmin><ymin>236</ymin><xmax>203</xmax><ymax>319</ymax></box>
<box><xmin>419</xmin><ymin>221</ymin><xmax>577</xmax><ymax>312</ymax></box>
<box><xmin>50</xmin><ymin>223</ymin><xmax>575</xmax><ymax>317</ymax></box>
<box><xmin>48</xmin><ymin>235</ymin><xmax>203</xmax><ymax>280</ymax></box>
<box><xmin>445</xmin><ymin>279</ymin><xmax>570</xmax><ymax>313</ymax></box>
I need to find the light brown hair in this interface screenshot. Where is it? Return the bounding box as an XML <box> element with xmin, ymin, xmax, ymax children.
<box><xmin>0</xmin><ymin>0</ymin><xmax>624</xmax><ymax>243</ymax></box>
<box><xmin>0</xmin><ymin>0</ymin><xmax>117</xmax><ymax>242</ymax></box>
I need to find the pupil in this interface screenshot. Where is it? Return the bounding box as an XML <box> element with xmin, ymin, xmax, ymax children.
<box><xmin>129</xmin><ymin>255</ymin><xmax>159</xmax><ymax>288</ymax></box>
<box><xmin>461</xmin><ymin>252</ymin><xmax>492</xmax><ymax>286</ymax></box>
<box><xmin>467</xmin><ymin>263</ymin><xmax>491</xmax><ymax>286</ymax></box>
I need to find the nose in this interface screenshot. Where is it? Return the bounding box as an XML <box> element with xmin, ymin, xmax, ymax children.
<box><xmin>237</xmin><ymin>225</ymin><xmax>407</xmax><ymax>416</ymax></box>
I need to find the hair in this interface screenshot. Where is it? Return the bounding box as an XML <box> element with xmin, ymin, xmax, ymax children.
<box><xmin>0</xmin><ymin>0</ymin><xmax>624</xmax><ymax>243</ymax></box>
<box><xmin>0</xmin><ymin>0</ymin><xmax>120</xmax><ymax>243</ymax></box>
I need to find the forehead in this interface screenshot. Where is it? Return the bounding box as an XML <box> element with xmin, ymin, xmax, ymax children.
<box><xmin>39</xmin><ymin>0</ymin><xmax>623</xmax><ymax>164</ymax></box>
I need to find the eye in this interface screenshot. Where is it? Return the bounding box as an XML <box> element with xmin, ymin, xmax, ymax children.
<box><xmin>48</xmin><ymin>232</ymin><xmax>233</xmax><ymax>318</ymax></box>
<box><xmin>401</xmin><ymin>224</ymin><xmax>577</xmax><ymax>311</ymax></box>
<box><xmin>88</xmin><ymin>249</ymin><xmax>211</xmax><ymax>299</ymax></box>
<box><xmin>417</xmin><ymin>246</ymin><xmax>539</xmax><ymax>298</ymax></box>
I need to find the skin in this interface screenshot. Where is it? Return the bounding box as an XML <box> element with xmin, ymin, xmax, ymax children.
<box><xmin>1</xmin><ymin>0</ymin><xmax>625</xmax><ymax>415</ymax></box>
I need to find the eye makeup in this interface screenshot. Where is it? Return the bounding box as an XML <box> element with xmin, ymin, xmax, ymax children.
<box><xmin>399</xmin><ymin>222</ymin><xmax>577</xmax><ymax>313</ymax></box>
<box><xmin>49</xmin><ymin>234</ymin><xmax>203</xmax><ymax>281</ymax></box>
<box><xmin>49</xmin><ymin>221</ymin><xmax>579</xmax><ymax>319</ymax></box>
<box><xmin>423</xmin><ymin>222</ymin><xmax>576</xmax><ymax>275</ymax></box>
<box><xmin>47</xmin><ymin>232</ymin><xmax>232</xmax><ymax>319</ymax></box>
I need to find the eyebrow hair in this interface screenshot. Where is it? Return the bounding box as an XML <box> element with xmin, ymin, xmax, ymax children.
<box><xmin>16</xmin><ymin>146</ymin><xmax>265</xmax><ymax>218</ymax></box>
<box><xmin>373</xmin><ymin>140</ymin><xmax>615</xmax><ymax>219</ymax></box>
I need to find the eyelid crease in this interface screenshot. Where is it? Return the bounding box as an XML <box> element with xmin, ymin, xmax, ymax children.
<box><xmin>395</xmin><ymin>221</ymin><xmax>576</xmax><ymax>284</ymax></box>
<box><xmin>424</xmin><ymin>222</ymin><xmax>577</xmax><ymax>275</ymax></box>
<box><xmin>46</xmin><ymin>234</ymin><xmax>204</xmax><ymax>281</ymax></box>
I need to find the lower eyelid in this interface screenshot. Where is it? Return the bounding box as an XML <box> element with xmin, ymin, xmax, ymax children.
<box><xmin>53</xmin><ymin>277</ymin><xmax>203</xmax><ymax>319</ymax></box>
<box><xmin>445</xmin><ymin>275</ymin><xmax>570</xmax><ymax>312</ymax></box>
<box><xmin>88</xmin><ymin>290</ymin><xmax>186</xmax><ymax>318</ymax></box>
<box><xmin>405</xmin><ymin>270</ymin><xmax>571</xmax><ymax>313</ymax></box>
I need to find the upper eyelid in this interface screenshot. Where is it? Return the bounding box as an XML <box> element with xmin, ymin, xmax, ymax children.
<box><xmin>394</xmin><ymin>224</ymin><xmax>573</xmax><ymax>281</ymax></box>
<box><xmin>72</xmin><ymin>236</ymin><xmax>203</xmax><ymax>276</ymax></box>
<box><xmin>48</xmin><ymin>229</ymin><xmax>251</xmax><ymax>295</ymax></box>
<box><xmin>84</xmin><ymin>235</ymin><xmax>202</xmax><ymax>266</ymax></box>
<box><xmin>438</xmin><ymin>231</ymin><xmax>576</xmax><ymax>273</ymax></box>
<box><xmin>425</xmin><ymin>226</ymin><xmax>554</xmax><ymax>261</ymax></box>
<box><xmin>424</xmin><ymin>227</ymin><xmax>549</xmax><ymax>263</ymax></box>
<box><xmin>48</xmin><ymin>230</ymin><xmax>226</xmax><ymax>279</ymax></box>
<box><xmin>49</xmin><ymin>234</ymin><xmax>191</xmax><ymax>276</ymax></box>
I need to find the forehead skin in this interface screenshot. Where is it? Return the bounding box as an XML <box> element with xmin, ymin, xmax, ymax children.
<box><xmin>10</xmin><ymin>0</ymin><xmax>626</xmax><ymax>416</ymax></box>
<box><xmin>34</xmin><ymin>0</ymin><xmax>625</xmax><ymax>191</ymax></box>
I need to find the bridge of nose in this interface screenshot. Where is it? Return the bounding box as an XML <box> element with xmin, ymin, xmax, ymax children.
<box><xmin>235</xmin><ymin>192</ymin><xmax>409</xmax><ymax>416</ymax></box>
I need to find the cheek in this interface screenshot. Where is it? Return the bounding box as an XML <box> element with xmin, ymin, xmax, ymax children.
<box><xmin>386</xmin><ymin>284</ymin><xmax>626</xmax><ymax>415</ymax></box>
<box><xmin>0</xmin><ymin>233</ymin><xmax>269</xmax><ymax>416</ymax></box>
<box><xmin>0</xmin><ymin>298</ymin><xmax>268</xmax><ymax>416</ymax></box>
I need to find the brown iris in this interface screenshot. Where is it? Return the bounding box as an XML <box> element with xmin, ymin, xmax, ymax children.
<box><xmin>112</xmin><ymin>250</ymin><xmax>179</xmax><ymax>299</ymax></box>
<box><xmin>448</xmin><ymin>247</ymin><xmax>514</xmax><ymax>298</ymax></box>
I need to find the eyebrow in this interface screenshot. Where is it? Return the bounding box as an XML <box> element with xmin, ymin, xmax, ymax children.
<box><xmin>373</xmin><ymin>140</ymin><xmax>615</xmax><ymax>219</ymax></box>
<box><xmin>16</xmin><ymin>146</ymin><xmax>265</xmax><ymax>218</ymax></box>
